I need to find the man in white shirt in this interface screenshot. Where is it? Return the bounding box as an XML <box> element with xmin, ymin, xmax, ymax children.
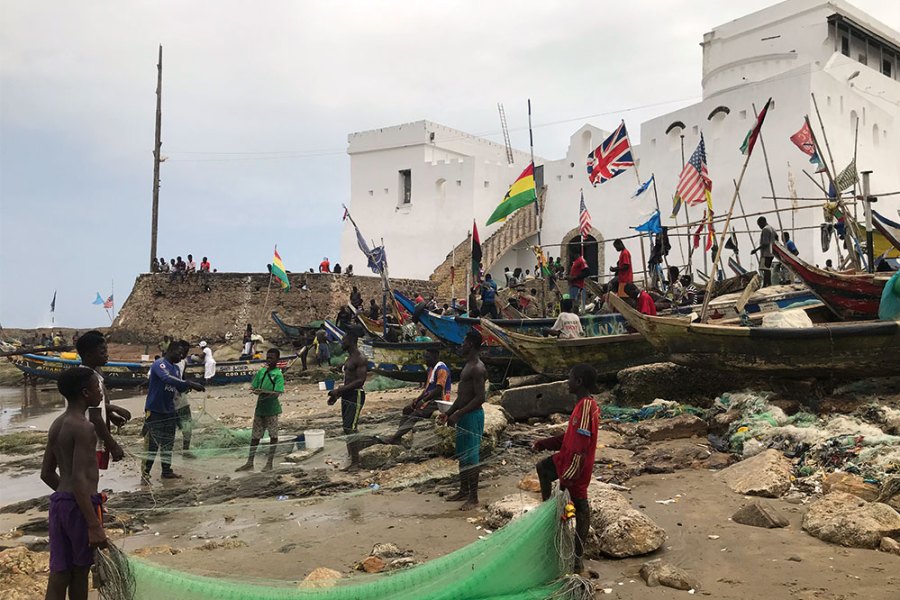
<box><xmin>547</xmin><ymin>298</ymin><xmax>584</xmax><ymax>340</ymax></box>
<box><xmin>199</xmin><ymin>341</ymin><xmax>216</xmax><ymax>386</ymax></box>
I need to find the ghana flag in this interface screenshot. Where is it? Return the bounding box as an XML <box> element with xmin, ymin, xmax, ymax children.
<box><xmin>272</xmin><ymin>246</ymin><xmax>290</xmax><ymax>290</ymax></box>
<box><xmin>486</xmin><ymin>163</ymin><xmax>537</xmax><ymax>225</ymax></box>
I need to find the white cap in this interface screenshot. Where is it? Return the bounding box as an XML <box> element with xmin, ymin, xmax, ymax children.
<box><xmin>199</xmin><ymin>341</ymin><xmax>208</xmax><ymax>348</ymax></box>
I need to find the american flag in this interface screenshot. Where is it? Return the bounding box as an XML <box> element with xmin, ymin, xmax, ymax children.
<box><xmin>586</xmin><ymin>121</ymin><xmax>634</xmax><ymax>186</ymax></box>
<box><xmin>675</xmin><ymin>134</ymin><xmax>711</xmax><ymax>208</ymax></box>
<box><xmin>579</xmin><ymin>192</ymin><xmax>592</xmax><ymax>238</ymax></box>
<box><xmin>103</xmin><ymin>295</ymin><xmax>114</xmax><ymax>309</ymax></box>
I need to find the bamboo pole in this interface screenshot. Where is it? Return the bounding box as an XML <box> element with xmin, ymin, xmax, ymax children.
<box><xmin>752</xmin><ymin>102</ymin><xmax>783</xmax><ymax>231</ymax></box>
<box><xmin>149</xmin><ymin>45</ymin><xmax>163</xmax><ymax>273</ymax></box>
<box><xmin>733</xmin><ymin>179</ymin><xmax>758</xmax><ymax>268</ymax></box>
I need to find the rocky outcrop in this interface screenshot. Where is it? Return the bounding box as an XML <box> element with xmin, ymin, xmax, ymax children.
<box><xmin>358</xmin><ymin>444</ymin><xmax>404</xmax><ymax>470</ymax></box>
<box><xmin>731</xmin><ymin>501</ymin><xmax>789</xmax><ymax>528</ymax></box>
<box><xmin>111</xmin><ymin>272</ymin><xmax>435</xmax><ymax>345</ymax></box>
<box><xmin>613</xmin><ymin>363</ymin><xmax>740</xmax><ymax>408</ymax></box>
<box><xmin>802</xmin><ymin>492</ymin><xmax>900</xmax><ymax>549</ymax></box>
<box><xmin>484</xmin><ymin>495</ymin><xmax>541</xmax><ymax>529</ymax></box>
<box><xmin>586</xmin><ymin>485</ymin><xmax>667</xmax><ymax>559</ymax></box>
<box><xmin>499</xmin><ymin>381</ymin><xmax>575</xmax><ymax>421</ymax></box>
<box><xmin>716</xmin><ymin>449</ymin><xmax>793</xmax><ymax>498</ymax></box>
<box><xmin>823</xmin><ymin>471</ymin><xmax>880</xmax><ymax>502</ymax></box>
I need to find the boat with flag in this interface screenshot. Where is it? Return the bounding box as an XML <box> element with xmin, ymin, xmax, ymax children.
<box><xmin>607</xmin><ymin>293</ymin><xmax>900</xmax><ymax>378</ymax></box>
<box><xmin>773</xmin><ymin>243</ymin><xmax>889</xmax><ymax>320</ymax></box>
<box><xmin>8</xmin><ymin>352</ymin><xmax>298</xmax><ymax>388</ymax></box>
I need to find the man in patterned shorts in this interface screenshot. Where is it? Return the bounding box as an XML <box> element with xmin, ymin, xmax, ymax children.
<box><xmin>236</xmin><ymin>348</ymin><xmax>285</xmax><ymax>472</ymax></box>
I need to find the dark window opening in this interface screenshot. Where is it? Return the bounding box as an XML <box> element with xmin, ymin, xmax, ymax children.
<box><xmin>883</xmin><ymin>59</ymin><xmax>892</xmax><ymax>78</ymax></box>
<box><xmin>399</xmin><ymin>170</ymin><xmax>411</xmax><ymax>205</ymax></box>
<box><xmin>567</xmin><ymin>236</ymin><xmax>599</xmax><ymax>278</ymax></box>
<box><xmin>841</xmin><ymin>36</ymin><xmax>850</xmax><ymax>56</ymax></box>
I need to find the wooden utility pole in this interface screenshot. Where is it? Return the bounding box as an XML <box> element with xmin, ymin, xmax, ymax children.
<box><xmin>149</xmin><ymin>45</ymin><xmax>163</xmax><ymax>272</ymax></box>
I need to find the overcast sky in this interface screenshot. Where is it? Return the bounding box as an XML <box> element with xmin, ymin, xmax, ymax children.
<box><xmin>1</xmin><ymin>0</ymin><xmax>897</xmax><ymax>328</ymax></box>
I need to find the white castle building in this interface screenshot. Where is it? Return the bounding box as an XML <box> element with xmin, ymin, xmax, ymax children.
<box><xmin>342</xmin><ymin>0</ymin><xmax>900</xmax><ymax>285</ymax></box>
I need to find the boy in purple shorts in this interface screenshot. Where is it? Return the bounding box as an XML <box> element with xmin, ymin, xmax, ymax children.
<box><xmin>40</xmin><ymin>366</ymin><xmax>108</xmax><ymax>600</ymax></box>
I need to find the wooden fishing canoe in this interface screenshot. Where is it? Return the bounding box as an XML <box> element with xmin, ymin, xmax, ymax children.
<box><xmin>479</xmin><ymin>319</ymin><xmax>662</xmax><ymax>379</ymax></box>
<box><xmin>8</xmin><ymin>353</ymin><xmax>298</xmax><ymax>388</ymax></box>
<box><xmin>773</xmin><ymin>243</ymin><xmax>889</xmax><ymax>320</ymax></box>
<box><xmin>608</xmin><ymin>293</ymin><xmax>900</xmax><ymax>378</ymax></box>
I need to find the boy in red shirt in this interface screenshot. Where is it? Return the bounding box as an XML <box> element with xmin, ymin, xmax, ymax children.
<box><xmin>532</xmin><ymin>363</ymin><xmax>599</xmax><ymax>573</ymax></box>
<box><xmin>625</xmin><ymin>282</ymin><xmax>658</xmax><ymax>316</ymax></box>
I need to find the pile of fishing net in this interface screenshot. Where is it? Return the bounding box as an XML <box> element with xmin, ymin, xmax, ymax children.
<box><xmin>600</xmin><ymin>399</ymin><xmax>705</xmax><ymax>423</ymax></box>
<box><xmin>95</xmin><ymin>494</ymin><xmax>591</xmax><ymax>600</ymax></box>
<box><xmin>713</xmin><ymin>392</ymin><xmax>900</xmax><ymax>482</ymax></box>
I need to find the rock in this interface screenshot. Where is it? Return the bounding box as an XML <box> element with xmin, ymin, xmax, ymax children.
<box><xmin>639</xmin><ymin>561</ymin><xmax>701</xmax><ymax>591</ymax></box>
<box><xmin>634</xmin><ymin>415</ymin><xmax>708</xmax><ymax>441</ymax></box>
<box><xmin>358</xmin><ymin>444</ymin><xmax>403</xmax><ymax>470</ymax></box>
<box><xmin>823</xmin><ymin>472</ymin><xmax>880</xmax><ymax>502</ymax></box>
<box><xmin>484</xmin><ymin>495</ymin><xmax>541</xmax><ymax>529</ymax></box>
<box><xmin>284</xmin><ymin>447</ymin><xmax>323</xmax><ymax>463</ymax></box>
<box><xmin>731</xmin><ymin>501</ymin><xmax>789</xmax><ymax>528</ymax></box>
<box><xmin>632</xmin><ymin>439</ymin><xmax>730</xmax><ymax>473</ymax></box>
<box><xmin>614</xmin><ymin>362</ymin><xmax>740</xmax><ymax>408</ymax></box>
<box><xmin>586</xmin><ymin>485</ymin><xmax>667</xmax><ymax>559</ymax></box>
<box><xmin>370</xmin><ymin>543</ymin><xmax>407</xmax><ymax>559</ymax></box>
<box><xmin>387</xmin><ymin>557</ymin><xmax>419</xmax><ymax>570</ymax></box>
<box><xmin>0</xmin><ymin>547</ymin><xmax>49</xmax><ymax>576</ymax></box>
<box><xmin>302</xmin><ymin>567</ymin><xmax>342</xmax><ymax>588</ymax></box>
<box><xmin>709</xmin><ymin>409</ymin><xmax>742</xmax><ymax>435</ymax></box>
<box><xmin>517</xmin><ymin>474</ymin><xmax>542</xmax><ymax>493</ymax></box>
<box><xmin>716</xmin><ymin>449</ymin><xmax>793</xmax><ymax>498</ymax></box>
<box><xmin>436</xmin><ymin>404</ymin><xmax>508</xmax><ymax>457</ymax></box>
<box><xmin>359</xmin><ymin>555</ymin><xmax>386</xmax><ymax>573</ymax></box>
<box><xmin>879</xmin><ymin>536</ymin><xmax>900</xmax><ymax>556</ymax></box>
<box><xmin>499</xmin><ymin>381</ymin><xmax>575</xmax><ymax>421</ymax></box>
<box><xmin>802</xmin><ymin>492</ymin><xmax>900</xmax><ymax>549</ymax></box>
<box><xmin>197</xmin><ymin>539</ymin><xmax>247</xmax><ymax>551</ymax></box>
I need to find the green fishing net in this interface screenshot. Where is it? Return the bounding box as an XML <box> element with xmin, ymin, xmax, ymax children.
<box><xmin>120</xmin><ymin>496</ymin><xmax>570</xmax><ymax>600</ymax></box>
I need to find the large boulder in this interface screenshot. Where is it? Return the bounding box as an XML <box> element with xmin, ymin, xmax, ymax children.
<box><xmin>613</xmin><ymin>363</ymin><xmax>738</xmax><ymax>408</ymax></box>
<box><xmin>823</xmin><ymin>472</ymin><xmax>880</xmax><ymax>502</ymax></box>
<box><xmin>586</xmin><ymin>485</ymin><xmax>667</xmax><ymax>559</ymax></box>
<box><xmin>499</xmin><ymin>381</ymin><xmax>575</xmax><ymax>421</ymax></box>
<box><xmin>484</xmin><ymin>494</ymin><xmax>541</xmax><ymax>529</ymax></box>
<box><xmin>716</xmin><ymin>449</ymin><xmax>793</xmax><ymax>498</ymax></box>
<box><xmin>633</xmin><ymin>415</ymin><xmax>708</xmax><ymax>441</ymax></box>
<box><xmin>731</xmin><ymin>501</ymin><xmax>789</xmax><ymax>529</ymax></box>
<box><xmin>802</xmin><ymin>492</ymin><xmax>900</xmax><ymax>549</ymax></box>
<box><xmin>358</xmin><ymin>444</ymin><xmax>403</xmax><ymax>470</ymax></box>
<box><xmin>435</xmin><ymin>404</ymin><xmax>508</xmax><ymax>457</ymax></box>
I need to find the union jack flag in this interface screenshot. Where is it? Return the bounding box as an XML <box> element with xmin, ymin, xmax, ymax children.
<box><xmin>102</xmin><ymin>295</ymin><xmax>114</xmax><ymax>309</ymax></box>
<box><xmin>586</xmin><ymin>121</ymin><xmax>635</xmax><ymax>186</ymax></box>
<box><xmin>579</xmin><ymin>192</ymin><xmax>592</xmax><ymax>238</ymax></box>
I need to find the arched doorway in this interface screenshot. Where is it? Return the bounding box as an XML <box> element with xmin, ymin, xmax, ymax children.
<box><xmin>561</xmin><ymin>226</ymin><xmax>604</xmax><ymax>279</ymax></box>
<box><xmin>567</xmin><ymin>236</ymin><xmax>599</xmax><ymax>277</ymax></box>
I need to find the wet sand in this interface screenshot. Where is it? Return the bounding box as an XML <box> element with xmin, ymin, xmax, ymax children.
<box><xmin>1</xmin><ymin>380</ymin><xmax>898</xmax><ymax>599</ymax></box>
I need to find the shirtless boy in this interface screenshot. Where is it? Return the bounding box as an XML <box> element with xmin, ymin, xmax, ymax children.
<box><xmin>40</xmin><ymin>367</ymin><xmax>108</xmax><ymax>600</ymax></box>
<box><xmin>440</xmin><ymin>330</ymin><xmax>487</xmax><ymax>510</ymax></box>
<box><xmin>327</xmin><ymin>331</ymin><xmax>368</xmax><ymax>470</ymax></box>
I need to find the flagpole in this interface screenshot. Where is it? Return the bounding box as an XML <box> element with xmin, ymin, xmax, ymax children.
<box><xmin>752</xmin><ymin>102</ymin><xmax>783</xmax><ymax>231</ymax></box>
<box><xmin>623</xmin><ymin>122</ymin><xmax>650</xmax><ymax>285</ymax></box>
<box><xmin>850</xmin><ymin>117</ymin><xmax>860</xmax><ymax>223</ymax></box>
<box><xmin>807</xmin><ymin>101</ymin><xmax>861</xmax><ymax>270</ymax></box>
<box><xmin>699</xmin><ymin>151</ymin><xmax>754</xmax><ymax>322</ymax></box>
<box><xmin>733</xmin><ymin>179</ymin><xmax>758</xmax><ymax>269</ymax></box>
<box><xmin>451</xmin><ymin>245</ymin><xmax>456</xmax><ymax>303</ymax></box>
<box><xmin>111</xmin><ymin>279</ymin><xmax>116</xmax><ymax>322</ymax></box>
<box><xmin>647</xmin><ymin>174</ymin><xmax>671</xmax><ymax>276</ymax></box>
<box><xmin>528</xmin><ymin>98</ymin><xmax>546</xmax><ymax>318</ymax></box>
<box><xmin>680</xmin><ymin>134</ymin><xmax>696</xmax><ymax>277</ymax></box>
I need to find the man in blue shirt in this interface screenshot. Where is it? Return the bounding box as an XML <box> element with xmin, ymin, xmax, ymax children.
<box><xmin>479</xmin><ymin>274</ymin><xmax>499</xmax><ymax>319</ymax></box>
<box><xmin>782</xmin><ymin>231</ymin><xmax>799</xmax><ymax>256</ymax></box>
<box><xmin>142</xmin><ymin>343</ymin><xmax>205</xmax><ymax>482</ymax></box>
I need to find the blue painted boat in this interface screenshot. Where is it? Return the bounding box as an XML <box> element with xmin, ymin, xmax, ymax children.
<box><xmin>8</xmin><ymin>353</ymin><xmax>297</xmax><ymax>388</ymax></box>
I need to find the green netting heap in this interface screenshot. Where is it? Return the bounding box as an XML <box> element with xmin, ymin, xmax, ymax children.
<box><xmin>122</xmin><ymin>496</ymin><xmax>571</xmax><ymax>600</ymax></box>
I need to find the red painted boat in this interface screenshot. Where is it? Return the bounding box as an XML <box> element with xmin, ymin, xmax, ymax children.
<box><xmin>774</xmin><ymin>243</ymin><xmax>889</xmax><ymax>320</ymax></box>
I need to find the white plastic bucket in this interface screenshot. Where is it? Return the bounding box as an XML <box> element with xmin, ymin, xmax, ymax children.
<box><xmin>304</xmin><ymin>429</ymin><xmax>325</xmax><ymax>449</ymax></box>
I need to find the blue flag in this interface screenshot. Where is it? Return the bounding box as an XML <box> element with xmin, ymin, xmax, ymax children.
<box><xmin>92</xmin><ymin>292</ymin><xmax>104</xmax><ymax>305</ymax></box>
<box><xmin>633</xmin><ymin>210</ymin><xmax>662</xmax><ymax>234</ymax></box>
<box><xmin>632</xmin><ymin>175</ymin><xmax>654</xmax><ymax>198</ymax></box>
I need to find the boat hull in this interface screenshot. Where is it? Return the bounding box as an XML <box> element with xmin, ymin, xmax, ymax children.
<box><xmin>609</xmin><ymin>294</ymin><xmax>900</xmax><ymax>378</ymax></box>
<box><xmin>480</xmin><ymin>319</ymin><xmax>660</xmax><ymax>379</ymax></box>
<box><xmin>774</xmin><ymin>244</ymin><xmax>888</xmax><ymax>320</ymax></box>
<box><xmin>8</xmin><ymin>353</ymin><xmax>297</xmax><ymax>388</ymax></box>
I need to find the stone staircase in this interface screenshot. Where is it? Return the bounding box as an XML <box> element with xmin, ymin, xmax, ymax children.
<box><xmin>430</xmin><ymin>189</ymin><xmax>545</xmax><ymax>300</ymax></box>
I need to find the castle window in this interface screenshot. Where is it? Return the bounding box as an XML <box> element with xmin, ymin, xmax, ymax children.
<box><xmin>399</xmin><ymin>170</ymin><xmax>411</xmax><ymax>205</ymax></box>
